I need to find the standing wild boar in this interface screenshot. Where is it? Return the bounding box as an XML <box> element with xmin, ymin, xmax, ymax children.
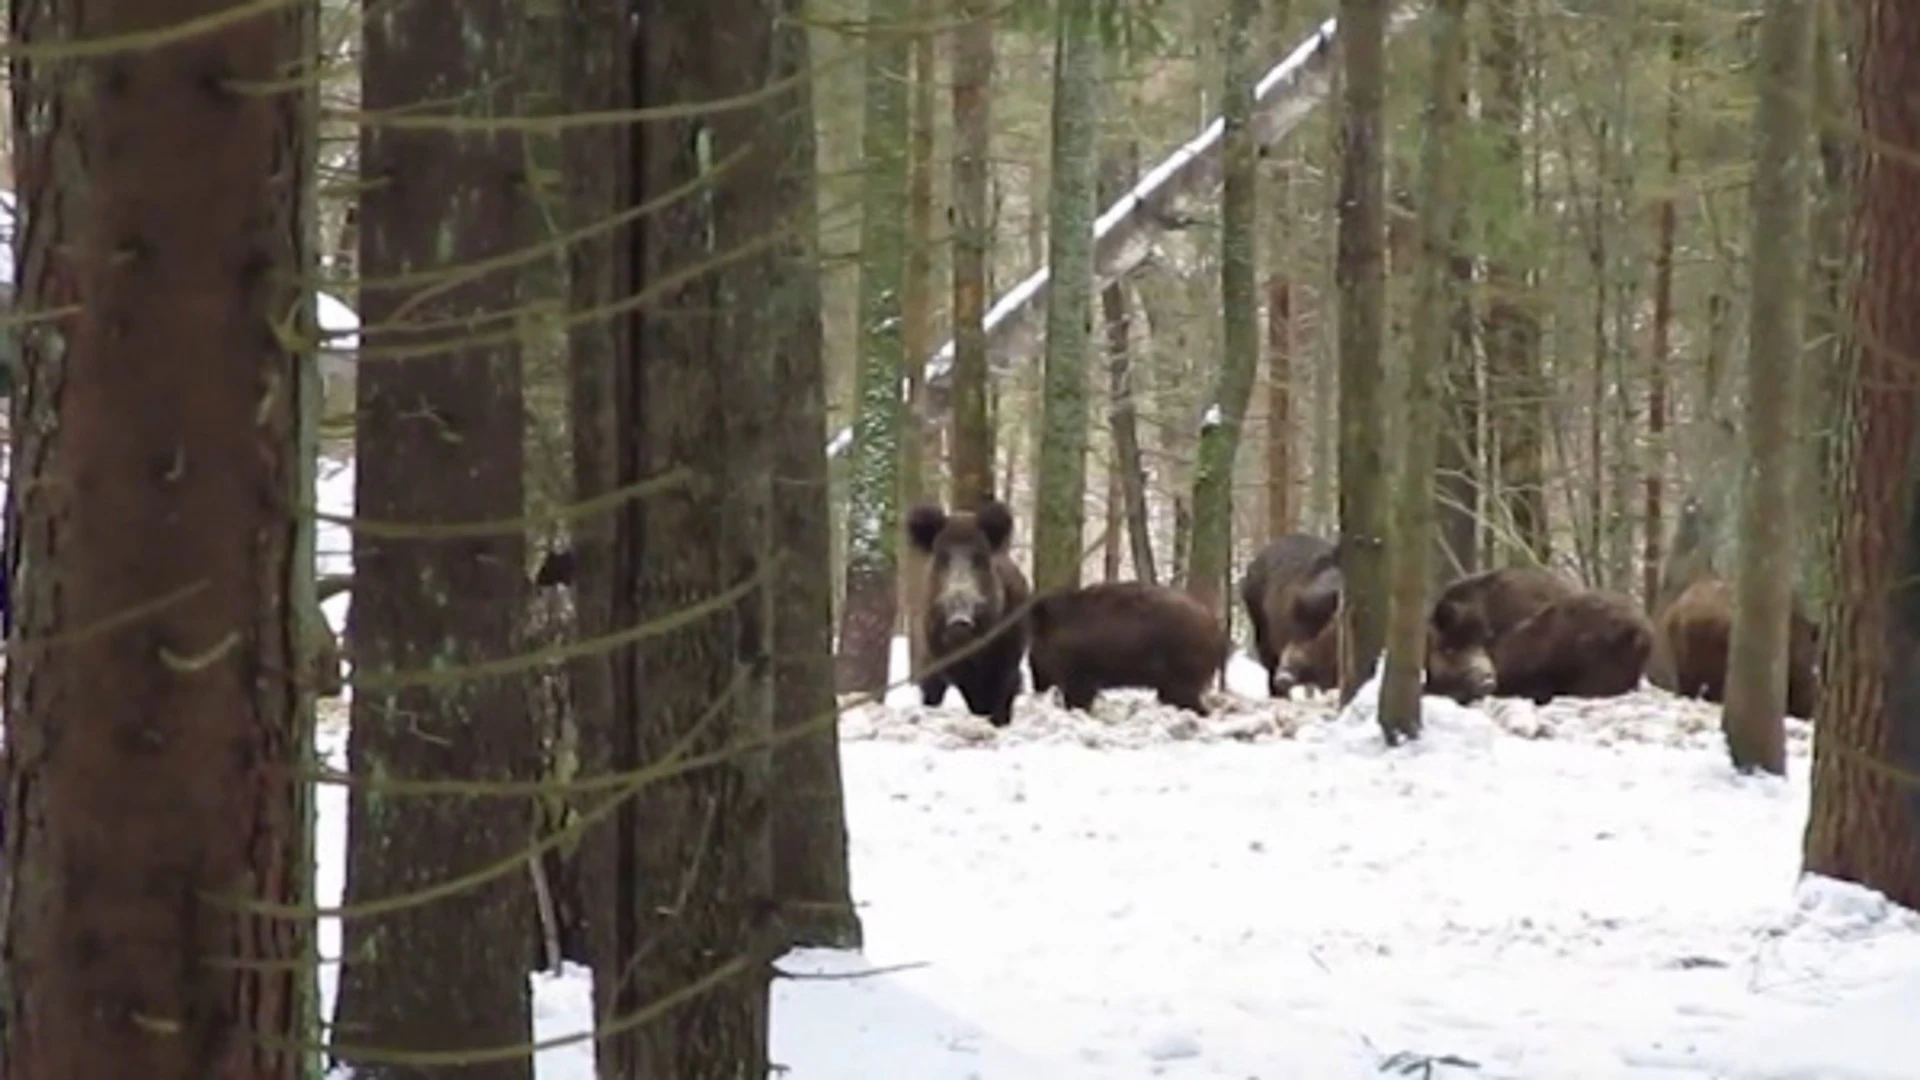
<box><xmin>905</xmin><ymin>500</ymin><xmax>1031</xmax><ymax>728</ymax></box>
<box><xmin>1239</xmin><ymin>533</ymin><xmax>1340</xmax><ymax>697</ymax></box>
<box><xmin>1028</xmin><ymin>581</ymin><xmax>1229</xmax><ymax>715</ymax></box>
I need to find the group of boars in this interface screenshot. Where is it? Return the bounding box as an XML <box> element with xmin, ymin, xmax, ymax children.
<box><xmin>904</xmin><ymin>501</ymin><xmax>1822</xmax><ymax>731</ymax></box>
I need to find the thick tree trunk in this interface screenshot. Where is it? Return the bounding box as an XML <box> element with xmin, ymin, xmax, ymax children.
<box><xmin>334</xmin><ymin>0</ymin><xmax>536</xmax><ymax>1069</ymax></box>
<box><xmin>1482</xmin><ymin>0</ymin><xmax>1547</xmax><ymax>565</ymax></box>
<box><xmin>1</xmin><ymin>1</ymin><xmax>312</xmax><ymax>1076</ymax></box>
<box><xmin>837</xmin><ymin>0</ymin><xmax>911</xmax><ymax>691</ymax></box>
<box><xmin>1032</xmin><ymin>0</ymin><xmax>1102</xmax><ymax>593</ymax></box>
<box><xmin>1379</xmin><ymin>0</ymin><xmax>1467</xmax><ymax>742</ymax></box>
<box><xmin>771</xmin><ymin>2</ymin><xmax>863</xmax><ymax>951</ymax></box>
<box><xmin>949</xmin><ymin>0</ymin><xmax>997</xmax><ymax>510</ymax></box>
<box><xmin>1722</xmin><ymin>0</ymin><xmax>1813</xmax><ymax>777</ymax></box>
<box><xmin>1335</xmin><ymin>0</ymin><xmax>1392</xmax><ymax>700</ymax></box>
<box><xmin>1188</xmin><ymin>0</ymin><xmax>1265</xmax><ymax>617</ymax></box>
<box><xmin>1802</xmin><ymin>0</ymin><xmax>1920</xmax><ymax>908</ymax></box>
<box><xmin>595</xmin><ymin>1</ymin><xmax>782</xmax><ymax>1073</ymax></box>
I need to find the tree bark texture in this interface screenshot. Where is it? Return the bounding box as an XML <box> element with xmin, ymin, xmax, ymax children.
<box><xmin>1</xmin><ymin>1</ymin><xmax>312</xmax><ymax>1076</ymax></box>
<box><xmin>334</xmin><ymin>0</ymin><xmax>536</xmax><ymax>1070</ymax></box>
<box><xmin>593</xmin><ymin>1</ymin><xmax>782</xmax><ymax>1073</ymax></box>
<box><xmin>1032</xmin><ymin>0</ymin><xmax>1102</xmax><ymax>595</ymax></box>
<box><xmin>769</xmin><ymin>0</ymin><xmax>863</xmax><ymax>951</ymax></box>
<box><xmin>836</xmin><ymin>0</ymin><xmax>910</xmax><ymax>691</ymax></box>
<box><xmin>1721</xmin><ymin>0</ymin><xmax>1812</xmax><ymax>777</ymax></box>
<box><xmin>1803</xmin><ymin>0</ymin><xmax>1920</xmax><ymax>910</ymax></box>
<box><xmin>1100</xmin><ymin>150</ymin><xmax>1156</xmax><ymax>586</ymax></box>
<box><xmin>1378</xmin><ymin>0</ymin><xmax>1466</xmax><ymax>743</ymax></box>
<box><xmin>1481</xmin><ymin>0</ymin><xmax>1547</xmax><ymax>566</ymax></box>
<box><xmin>1643</xmin><ymin>24</ymin><xmax>1683</xmax><ymax>612</ymax></box>
<box><xmin>948</xmin><ymin>0</ymin><xmax>996</xmax><ymax>511</ymax></box>
<box><xmin>1335</xmin><ymin>0</ymin><xmax>1391</xmax><ymax>701</ymax></box>
<box><xmin>1188</xmin><ymin>0</ymin><xmax>1264</xmax><ymax>617</ymax></box>
<box><xmin>900</xmin><ymin>7</ymin><xmax>939</xmax><ymax>686</ymax></box>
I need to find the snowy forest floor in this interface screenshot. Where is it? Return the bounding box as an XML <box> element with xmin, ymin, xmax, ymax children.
<box><xmin>307</xmin><ymin>458</ymin><xmax>1920</xmax><ymax>1079</ymax></box>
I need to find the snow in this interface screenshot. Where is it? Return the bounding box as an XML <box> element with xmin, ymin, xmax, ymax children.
<box><xmin>306</xmin><ymin>453</ymin><xmax>1920</xmax><ymax>1080</ymax></box>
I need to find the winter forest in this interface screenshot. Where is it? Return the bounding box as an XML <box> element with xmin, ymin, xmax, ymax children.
<box><xmin>1</xmin><ymin>0</ymin><xmax>1918</xmax><ymax>1076</ymax></box>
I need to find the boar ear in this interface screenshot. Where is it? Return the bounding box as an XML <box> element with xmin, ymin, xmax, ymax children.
<box><xmin>975</xmin><ymin>499</ymin><xmax>1014</xmax><ymax>552</ymax></box>
<box><xmin>906</xmin><ymin>505</ymin><xmax>947</xmax><ymax>553</ymax></box>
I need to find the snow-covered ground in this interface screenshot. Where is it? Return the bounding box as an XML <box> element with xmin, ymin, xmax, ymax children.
<box><xmin>304</xmin><ymin>457</ymin><xmax>1920</xmax><ymax>1079</ymax></box>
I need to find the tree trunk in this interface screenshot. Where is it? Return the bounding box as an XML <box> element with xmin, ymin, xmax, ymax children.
<box><xmin>771</xmin><ymin>1</ymin><xmax>864</xmax><ymax>951</ymax></box>
<box><xmin>1379</xmin><ymin>0</ymin><xmax>1467</xmax><ymax>743</ymax></box>
<box><xmin>1803</xmin><ymin>0</ymin><xmax>1920</xmax><ymax>909</ymax></box>
<box><xmin>560</xmin><ymin>0</ymin><xmax>628</xmax><ymax>997</ymax></box>
<box><xmin>1643</xmin><ymin>24</ymin><xmax>1684</xmax><ymax>611</ymax></box>
<box><xmin>1481</xmin><ymin>0</ymin><xmax>1547</xmax><ymax>565</ymax></box>
<box><xmin>901</xmin><ymin>4</ymin><xmax>938</xmax><ymax>684</ymax></box>
<box><xmin>1033</xmin><ymin>0</ymin><xmax>1102</xmax><ymax>593</ymax></box>
<box><xmin>1099</xmin><ymin>136</ymin><xmax>1154</xmax><ymax>584</ymax></box>
<box><xmin>1434</xmin><ymin>191</ymin><xmax>1478</xmax><ymax>583</ymax></box>
<box><xmin>1335</xmin><ymin>0</ymin><xmax>1392</xmax><ymax>700</ymax></box>
<box><xmin>1265</xmin><ymin>274</ymin><xmax>1296</xmax><ymax>540</ymax></box>
<box><xmin>949</xmin><ymin>0</ymin><xmax>997</xmax><ymax>510</ymax></box>
<box><xmin>1800</xmin><ymin>0</ymin><xmax>1851</xmax><ymax>616</ymax></box>
<box><xmin>334</xmin><ymin>0</ymin><xmax>536</xmax><ymax>1068</ymax></box>
<box><xmin>595</xmin><ymin>1</ymin><xmax>783</xmax><ymax>1072</ymax></box>
<box><xmin>1188</xmin><ymin>0</ymin><xmax>1264</xmax><ymax>617</ymax></box>
<box><xmin>1</xmin><ymin>1</ymin><xmax>312</xmax><ymax>1076</ymax></box>
<box><xmin>837</xmin><ymin>0</ymin><xmax>911</xmax><ymax>691</ymax></box>
<box><xmin>1264</xmin><ymin>0</ymin><xmax>1296</xmax><ymax>543</ymax></box>
<box><xmin>1721</xmin><ymin>0</ymin><xmax>1813</xmax><ymax>776</ymax></box>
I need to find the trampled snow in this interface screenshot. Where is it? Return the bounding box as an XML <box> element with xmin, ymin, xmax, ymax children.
<box><xmin>296</xmin><ymin>456</ymin><xmax>1920</xmax><ymax>1078</ymax></box>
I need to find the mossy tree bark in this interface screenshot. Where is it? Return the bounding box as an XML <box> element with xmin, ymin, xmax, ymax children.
<box><xmin>949</xmin><ymin>0</ymin><xmax>997</xmax><ymax>510</ymax></box>
<box><xmin>0</xmin><ymin>1</ymin><xmax>314</xmax><ymax>1076</ymax></box>
<box><xmin>1032</xmin><ymin>0</ymin><xmax>1101</xmax><ymax>594</ymax></box>
<box><xmin>592</xmin><ymin>0</ymin><xmax>782</xmax><ymax>1072</ymax></box>
<box><xmin>333</xmin><ymin>0</ymin><xmax>536</xmax><ymax>1071</ymax></box>
<box><xmin>1186</xmin><ymin>0</ymin><xmax>1264</xmax><ymax>618</ymax></box>
<box><xmin>1802</xmin><ymin>0</ymin><xmax>1920</xmax><ymax>909</ymax></box>
<box><xmin>1378</xmin><ymin>0</ymin><xmax>1468</xmax><ymax>744</ymax></box>
<box><xmin>837</xmin><ymin>0</ymin><xmax>910</xmax><ymax>692</ymax></box>
<box><xmin>1334</xmin><ymin>0</ymin><xmax>1392</xmax><ymax>701</ymax></box>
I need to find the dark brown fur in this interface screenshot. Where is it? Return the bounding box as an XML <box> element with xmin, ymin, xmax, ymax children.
<box><xmin>1424</xmin><ymin>566</ymin><xmax>1580</xmax><ymax>704</ymax></box>
<box><xmin>1655</xmin><ymin>576</ymin><xmax>1821</xmax><ymax>719</ymax></box>
<box><xmin>1239</xmin><ymin>534</ymin><xmax>1338</xmax><ymax>697</ymax></box>
<box><xmin>1279</xmin><ymin>617</ymin><xmax>1341</xmax><ymax>693</ymax></box>
<box><xmin>1029</xmin><ymin>581</ymin><xmax>1229</xmax><ymax>715</ymax></box>
<box><xmin>1487</xmin><ymin>589</ymin><xmax>1654</xmax><ymax>704</ymax></box>
<box><xmin>906</xmin><ymin>500</ymin><xmax>1031</xmax><ymax>728</ymax></box>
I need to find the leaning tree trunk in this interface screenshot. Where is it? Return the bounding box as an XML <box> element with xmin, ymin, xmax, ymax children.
<box><xmin>1</xmin><ymin>1</ymin><xmax>312</xmax><ymax>1076</ymax></box>
<box><xmin>836</xmin><ymin>0</ymin><xmax>911</xmax><ymax>691</ymax></box>
<box><xmin>1187</xmin><ymin>0</ymin><xmax>1265</xmax><ymax>617</ymax></box>
<box><xmin>333</xmin><ymin>0</ymin><xmax>536</xmax><ymax>1070</ymax></box>
<box><xmin>1379</xmin><ymin>0</ymin><xmax>1468</xmax><ymax>743</ymax></box>
<box><xmin>1802</xmin><ymin>0</ymin><xmax>1920</xmax><ymax>910</ymax></box>
<box><xmin>771</xmin><ymin>0</ymin><xmax>864</xmax><ymax>951</ymax></box>
<box><xmin>949</xmin><ymin>0</ymin><xmax>997</xmax><ymax>509</ymax></box>
<box><xmin>1335</xmin><ymin>0</ymin><xmax>1392</xmax><ymax>701</ymax></box>
<box><xmin>1032</xmin><ymin>0</ymin><xmax>1102</xmax><ymax>593</ymax></box>
<box><xmin>1721</xmin><ymin>0</ymin><xmax>1812</xmax><ymax>777</ymax></box>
